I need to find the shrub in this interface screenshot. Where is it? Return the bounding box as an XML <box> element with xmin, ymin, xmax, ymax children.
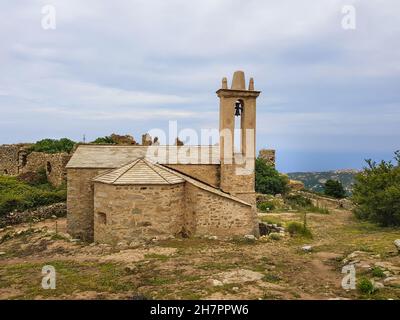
<box><xmin>29</xmin><ymin>138</ymin><xmax>76</xmax><ymax>154</ymax></box>
<box><xmin>285</xmin><ymin>194</ymin><xmax>312</xmax><ymax>208</ymax></box>
<box><xmin>255</xmin><ymin>158</ymin><xmax>289</xmax><ymax>195</ymax></box>
<box><xmin>268</xmin><ymin>232</ymin><xmax>282</xmax><ymax>241</ymax></box>
<box><xmin>357</xmin><ymin>278</ymin><xmax>375</xmax><ymax>294</ymax></box>
<box><xmin>352</xmin><ymin>151</ymin><xmax>400</xmax><ymax>227</ymax></box>
<box><xmin>286</xmin><ymin>221</ymin><xmax>312</xmax><ymax>238</ymax></box>
<box><xmin>257</xmin><ymin>201</ymin><xmax>275</xmax><ymax>212</ymax></box>
<box><xmin>371</xmin><ymin>267</ymin><xmax>385</xmax><ymax>278</ymax></box>
<box><xmin>324</xmin><ymin>179</ymin><xmax>346</xmax><ymax>199</ymax></box>
<box><xmin>0</xmin><ymin>176</ymin><xmax>66</xmax><ymax>215</ymax></box>
<box><xmin>91</xmin><ymin>136</ymin><xmax>116</xmax><ymax>144</ymax></box>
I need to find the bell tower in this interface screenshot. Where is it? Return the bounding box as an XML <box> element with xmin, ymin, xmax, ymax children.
<box><xmin>217</xmin><ymin>71</ymin><xmax>261</xmax><ymax>205</ymax></box>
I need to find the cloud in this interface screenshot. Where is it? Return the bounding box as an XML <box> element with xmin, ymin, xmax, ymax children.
<box><xmin>0</xmin><ymin>0</ymin><xmax>400</xmax><ymax>171</ymax></box>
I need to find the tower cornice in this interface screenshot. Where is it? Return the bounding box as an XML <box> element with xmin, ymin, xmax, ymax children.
<box><xmin>216</xmin><ymin>89</ymin><xmax>261</xmax><ymax>98</ymax></box>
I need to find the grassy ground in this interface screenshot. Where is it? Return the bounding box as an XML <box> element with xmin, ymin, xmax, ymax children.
<box><xmin>0</xmin><ymin>208</ymin><xmax>399</xmax><ymax>300</ymax></box>
<box><xmin>0</xmin><ymin>175</ymin><xmax>66</xmax><ymax>215</ymax></box>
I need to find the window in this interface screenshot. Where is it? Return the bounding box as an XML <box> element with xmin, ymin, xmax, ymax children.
<box><xmin>234</xmin><ymin>99</ymin><xmax>244</xmax><ymax>153</ymax></box>
<box><xmin>97</xmin><ymin>212</ymin><xmax>107</xmax><ymax>225</ymax></box>
<box><xmin>46</xmin><ymin>161</ymin><xmax>52</xmax><ymax>174</ymax></box>
<box><xmin>20</xmin><ymin>154</ymin><xmax>27</xmax><ymax>167</ymax></box>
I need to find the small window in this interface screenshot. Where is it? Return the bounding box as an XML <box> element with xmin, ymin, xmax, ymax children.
<box><xmin>46</xmin><ymin>161</ymin><xmax>52</xmax><ymax>174</ymax></box>
<box><xmin>3</xmin><ymin>169</ymin><xmax>8</xmax><ymax>175</ymax></box>
<box><xmin>97</xmin><ymin>212</ymin><xmax>107</xmax><ymax>225</ymax></box>
<box><xmin>20</xmin><ymin>154</ymin><xmax>27</xmax><ymax>167</ymax></box>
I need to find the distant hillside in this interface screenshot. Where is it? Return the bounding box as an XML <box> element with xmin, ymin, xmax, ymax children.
<box><xmin>287</xmin><ymin>169</ymin><xmax>359</xmax><ymax>194</ymax></box>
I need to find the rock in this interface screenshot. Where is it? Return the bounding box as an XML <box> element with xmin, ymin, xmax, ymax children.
<box><xmin>301</xmin><ymin>245</ymin><xmax>313</xmax><ymax>252</ymax></box>
<box><xmin>374</xmin><ymin>261</ymin><xmax>400</xmax><ymax>274</ymax></box>
<box><xmin>125</xmin><ymin>264</ymin><xmax>137</xmax><ymax>273</ymax></box>
<box><xmin>117</xmin><ymin>241</ymin><xmax>129</xmax><ymax>249</ymax></box>
<box><xmin>208</xmin><ymin>235</ymin><xmax>218</xmax><ymax>240</ymax></box>
<box><xmin>129</xmin><ymin>241</ymin><xmax>141</xmax><ymax>248</ymax></box>
<box><xmin>244</xmin><ymin>234</ymin><xmax>256</xmax><ymax>241</ymax></box>
<box><xmin>70</xmin><ymin>238</ymin><xmax>81</xmax><ymax>243</ymax></box>
<box><xmin>372</xmin><ymin>281</ymin><xmax>384</xmax><ymax>290</ymax></box>
<box><xmin>0</xmin><ymin>251</ymin><xmax>6</xmax><ymax>256</ymax></box>
<box><xmin>232</xmin><ymin>287</ymin><xmax>239</xmax><ymax>291</ymax></box>
<box><xmin>394</xmin><ymin>239</ymin><xmax>400</xmax><ymax>252</ymax></box>
<box><xmin>384</xmin><ymin>276</ymin><xmax>400</xmax><ymax>286</ymax></box>
<box><xmin>208</xmin><ymin>279</ymin><xmax>223</xmax><ymax>287</ymax></box>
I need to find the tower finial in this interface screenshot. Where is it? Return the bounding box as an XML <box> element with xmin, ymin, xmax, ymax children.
<box><xmin>222</xmin><ymin>77</ymin><xmax>228</xmax><ymax>89</ymax></box>
<box><xmin>249</xmin><ymin>77</ymin><xmax>254</xmax><ymax>91</ymax></box>
<box><xmin>231</xmin><ymin>71</ymin><xmax>246</xmax><ymax>90</ymax></box>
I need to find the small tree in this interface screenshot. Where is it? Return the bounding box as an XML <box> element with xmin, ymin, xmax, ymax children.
<box><xmin>29</xmin><ymin>138</ymin><xmax>76</xmax><ymax>154</ymax></box>
<box><xmin>255</xmin><ymin>158</ymin><xmax>289</xmax><ymax>195</ymax></box>
<box><xmin>91</xmin><ymin>136</ymin><xmax>116</xmax><ymax>144</ymax></box>
<box><xmin>352</xmin><ymin>151</ymin><xmax>400</xmax><ymax>227</ymax></box>
<box><xmin>324</xmin><ymin>179</ymin><xmax>346</xmax><ymax>199</ymax></box>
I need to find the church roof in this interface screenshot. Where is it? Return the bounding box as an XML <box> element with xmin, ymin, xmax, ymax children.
<box><xmin>66</xmin><ymin>145</ymin><xmax>220</xmax><ymax>169</ymax></box>
<box><xmin>93</xmin><ymin>158</ymin><xmax>185</xmax><ymax>185</ymax></box>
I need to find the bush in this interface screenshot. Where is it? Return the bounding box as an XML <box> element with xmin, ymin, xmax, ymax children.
<box><xmin>371</xmin><ymin>267</ymin><xmax>385</xmax><ymax>278</ymax></box>
<box><xmin>357</xmin><ymin>278</ymin><xmax>375</xmax><ymax>294</ymax></box>
<box><xmin>0</xmin><ymin>176</ymin><xmax>66</xmax><ymax>215</ymax></box>
<box><xmin>286</xmin><ymin>221</ymin><xmax>312</xmax><ymax>238</ymax></box>
<box><xmin>352</xmin><ymin>151</ymin><xmax>400</xmax><ymax>227</ymax></box>
<box><xmin>255</xmin><ymin>158</ymin><xmax>289</xmax><ymax>195</ymax></box>
<box><xmin>324</xmin><ymin>179</ymin><xmax>346</xmax><ymax>199</ymax></box>
<box><xmin>257</xmin><ymin>201</ymin><xmax>275</xmax><ymax>212</ymax></box>
<box><xmin>91</xmin><ymin>136</ymin><xmax>116</xmax><ymax>144</ymax></box>
<box><xmin>268</xmin><ymin>232</ymin><xmax>282</xmax><ymax>241</ymax></box>
<box><xmin>29</xmin><ymin>138</ymin><xmax>76</xmax><ymax>154</ymax></box>
<box><xmin>285</xmin><ymin>194</ymin><xmax>312</xmax><ymax>208</ymax></box>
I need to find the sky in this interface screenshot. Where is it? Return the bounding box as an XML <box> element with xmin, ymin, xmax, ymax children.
<box><xmin>0</xmin><ymin>0</ymin><xmax>399</xmax><ymax>172</ymax></box>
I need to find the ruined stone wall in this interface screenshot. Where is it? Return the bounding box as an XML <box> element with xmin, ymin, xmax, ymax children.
<box><xmin>21</xmin><ymin>152</ymin><xmax>71</xmax><ymax>186</ymax></box>
<box><xmin>184</xmin><ymin>182</ymin><xmax>256</xmax><ymax>238</ymax></box>
<box><xmin>165</xmin><ymin>164</ymin><xmax>220</xmax><ymax>187</ymax></box>
<box><xmin>67</xmin><ymin>168</ymin><xmax>106</xmax><ymax>241</ymax></box>
<box><xmin>0</xmin><ymin>144</ymin><xmax>70</xmax><ymax>187</ymax></box>
<box><xmin>0</xmin><ymin>145</ymin><xmax>21</xmax><ymax>175</ymax></box>
<box><xmin>258</xmin><ymin>149</ymin><xmax>276</xmax><ymax>167</ymax></box>
<box><xmin>93</xmin><ymin>183</ymin><xmax>185</xmax><ymax>244</ymax></box>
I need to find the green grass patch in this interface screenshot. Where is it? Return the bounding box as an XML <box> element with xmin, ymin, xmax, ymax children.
<box><xmin>0</xmin><ymin>175</ymin><xmax>66</xmax><ymax>216</ymax></box>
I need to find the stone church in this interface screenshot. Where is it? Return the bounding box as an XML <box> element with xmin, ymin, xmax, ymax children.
<box><xmin>66</xmin><ymin>71</ymin><xmax>261</xmax><ymax>244</ymax></box>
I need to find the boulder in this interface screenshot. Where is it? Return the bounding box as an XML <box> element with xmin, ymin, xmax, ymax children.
<box><xmin>301</xmin><ymin>245</ymin><xmax>313</xmax><ymax>252</ymax></box>
<box><xmin>394</xmin><ymin>239</ymin><xmax>400</xmax><ymax>253</ymax></box>
<box><xmin>244</xmin><ymin>234</ymin><xmax>256</xmax><ymax>241</ymax></box>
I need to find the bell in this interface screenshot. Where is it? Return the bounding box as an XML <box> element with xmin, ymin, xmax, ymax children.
<box><xmin>234</xmin><ymin>101</ymin><xmax>242</xmax><ymax>117</ymax></box>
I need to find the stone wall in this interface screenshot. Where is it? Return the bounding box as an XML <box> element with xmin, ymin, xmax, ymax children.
<box><xmin>165</xmin><ymin>164</ymin><xmax>220</xmax><ymax>187</ymax></box>
<box><xmin>258</xmin><ymin>149</ymin><xmax>276</xmax><ymax>167</ymax></box>
<box><xmin>93</xmin><ymin>183</ymin><xmax>185</xmax><ymax>244</ymax></box>
<box><xmin>0</xmin><ymin>144</ymin><xmax>70</xmax><ymax>187</ymax></box>
<box><xmin>67</xmin><ymin>168</ymin><xmax>106</xmax><ymax>241</ymax></box>
<box><xmin>299</xmin><ymin>191</ymin><xmax>354</xmax><ymax>210</ymax></box>
<box><xmin>184</xmin><ymin>182</ymin><xmax>256</xmax><ymax>238</ymax></box>
<box><xmin>0</xmin><ymin>144</ymin><xmax>30</xmax><ymax>175</ymax></box>
<box><xmin>20</xmin><ymin>152</ymin><xmax>71</xmax><ymax>186</ymax></box>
